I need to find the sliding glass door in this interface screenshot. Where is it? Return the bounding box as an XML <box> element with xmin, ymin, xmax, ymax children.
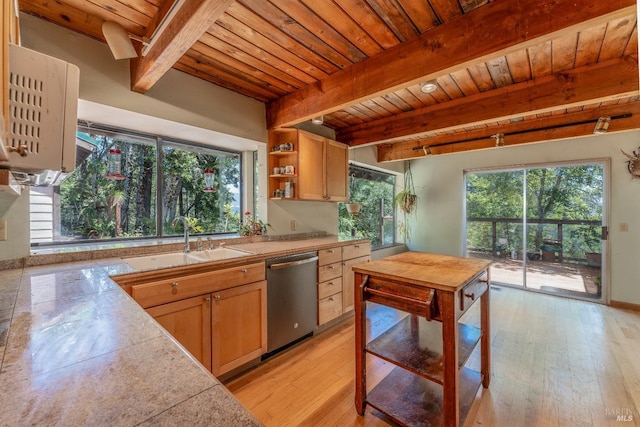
<box><xmin>465</xmin><ymin>162</ymin><xmax>606</xmax><ymax>302</ymax></box>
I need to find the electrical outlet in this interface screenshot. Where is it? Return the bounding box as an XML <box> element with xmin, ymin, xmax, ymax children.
<box><xmin>290</xmin><ymin>220</ymin><xmax>296</xmax><ymax>231</ymax></box>
<box><xmin>0</xmin><ymin>220</ymin><xmax>6</xmax><ymax>241</ymax></box>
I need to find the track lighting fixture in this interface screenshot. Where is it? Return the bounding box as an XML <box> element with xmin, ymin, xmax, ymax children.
<box><xmin>593</xmin><ymin>116</ymin><xmax>611</xmax><ymax>134</ymax></box>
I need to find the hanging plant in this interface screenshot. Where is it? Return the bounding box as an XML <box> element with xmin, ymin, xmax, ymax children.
<box><xmin>394</xmin><ymin>161</ymin><xmax>418</xmax><ymax>214</ymax></box>
<box><xmin>346</xmin><ymin>172</ymin><xmax>362</xmax><ymax>215</ymax></box>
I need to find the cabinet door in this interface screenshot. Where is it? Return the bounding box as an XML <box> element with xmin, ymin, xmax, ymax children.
<box><xmin>325</xmin><ymin>139</ymin><xmax>348</xmax><ymax>201</ymax></box>
<box><xmin>146</xmin><ymin>295</ymin><xmax>212</xmax><ymax>371</ymax></box>
<box><xmin>211</xmin><ymin>280</ymin><xmax>267</xmax><ymax>376</ymax></box>
<box><xmin>343</xmin><ymin>255</ymin><xmax>371</xmax><ymax>313</ymax></box>
<box><xmin>297</xmin><ymin>130</ymin><xmax>326</xmax><ymax>200</ymax></box>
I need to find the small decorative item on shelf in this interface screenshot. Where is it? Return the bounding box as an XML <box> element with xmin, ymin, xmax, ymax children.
<box><xmin>105</xmin><ymin>147</ymin><xmax>126</xmax><ymax>180</ymax></box>
<box><xmin>203</xmin><ymin>169</ymin><xmax>216</xmax><ymax>192</ymax></box>
<box><xmin>284</xmin><ymin>179</ymin><xmax>294</xmax><ymax>198</ymax></box>
<box><xmin>272</xmin><ymin>142</ymin><xmax>294</xmax><ymax>152</ymax></box>
<box><xmin>239</xmin><ymin>211</ymin><xmax>269</xmax><ymax>236</ymax></box>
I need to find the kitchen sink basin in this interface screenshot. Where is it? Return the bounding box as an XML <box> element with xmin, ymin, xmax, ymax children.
<box><xmin>124</xmin><ymin>247</ymin><xmax>254</xmax><ymax>270</ymax></box>
<box><xmin>123</xmin><ymin>252</ymin><xmax>204</xmax><ymax>270</ymax></box>
<box><xmin>189</xmin><ymin>247</ymin><xmax>254</xmax><ymax>262</ymax></box>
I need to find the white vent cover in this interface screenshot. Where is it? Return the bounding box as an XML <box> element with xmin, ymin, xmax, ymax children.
<box><xmin>7</xmin><ymin>44</ymin><xmax>79</xmax><ymax>175</ymax></box>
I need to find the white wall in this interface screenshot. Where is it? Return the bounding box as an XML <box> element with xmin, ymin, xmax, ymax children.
<box><xmin>407</xmin><ymin>131</ymin><xmax>640</xmax><ymax>305</ymax></box>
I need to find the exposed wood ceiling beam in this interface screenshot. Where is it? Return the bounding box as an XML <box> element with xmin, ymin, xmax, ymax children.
<box><xmin>376</xmin><ymin>101</ymin><xmax>640</xmax><ymax>162</ymax></box>
<box><xmin>130</xmin><ymin>0</ymin><xmax>234</xmax><ymax>93</ymax></box>
<box><xmin>337</xmin><ymin>56</ymin><xmax>639</xmax><ymax>146</ymax></box>
<box><xmin>266</xmin><ymin>0</ymin><xmax>636</xmax><ymax>129</ymax></box>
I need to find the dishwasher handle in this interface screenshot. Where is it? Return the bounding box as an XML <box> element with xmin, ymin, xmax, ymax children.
<box><xmin>269</xmin><ymin>256</ymin><xmax>319</xmax><ymax>270</ymax></box>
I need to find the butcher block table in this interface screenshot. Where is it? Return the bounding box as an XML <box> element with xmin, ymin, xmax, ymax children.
<box><xmin>352</xmin><ymin>251</ymin><xmax>491</xmax><ymax>427</ymax></box>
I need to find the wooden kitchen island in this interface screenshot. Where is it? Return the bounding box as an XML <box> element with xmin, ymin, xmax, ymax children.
<box><xmin>352</xmin><ymin>252</ymin><xmax>491</xmax><ymax>427</ymax></box>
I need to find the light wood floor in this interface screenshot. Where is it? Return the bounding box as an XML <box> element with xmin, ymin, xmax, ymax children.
<box><xmin>225</xmin><ymin>286</ymin><xmax>640</xmax><ymax>426</ymax></box>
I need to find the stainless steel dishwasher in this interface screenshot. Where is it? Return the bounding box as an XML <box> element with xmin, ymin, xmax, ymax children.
<box><xmin>266</xmin><ymin>251</ymin><xmax>318</xmax><ymax>355</ymax></box>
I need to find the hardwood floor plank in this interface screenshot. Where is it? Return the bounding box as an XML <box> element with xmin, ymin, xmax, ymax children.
<box><xmin>226</xmin><ymin>287</ymin><xmax>640</xmax><ymax>426</ymax></box>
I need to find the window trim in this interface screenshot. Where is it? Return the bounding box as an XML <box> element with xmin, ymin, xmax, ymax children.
<box><xmin>30</xmin><ymin>122</ymin><xmax>244</xmax><ymax>247</ymax></box>
<box><xmin>340</xmin><ymin>163</ymin><xmax>396</xmax><ymax>250</ymax></box>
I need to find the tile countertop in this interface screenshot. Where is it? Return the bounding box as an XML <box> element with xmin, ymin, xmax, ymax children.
<box><xmin>0</xmin><ymin>236</ymin><xmax>368</xmax><ymax>426</ymax></box>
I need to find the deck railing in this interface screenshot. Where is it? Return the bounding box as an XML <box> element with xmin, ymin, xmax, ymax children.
<box><xmin>467</xmin><ymin>217</ymin><xmax>602</xmax><ymax>264</ymax></box>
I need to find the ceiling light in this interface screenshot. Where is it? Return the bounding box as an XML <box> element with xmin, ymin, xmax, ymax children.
<box><xmin>420</xmin><ymin>81</ymin><xmax>438</xmax><ymax>94</ymax></box>
<box><xmin>311</xmin><ymin>116</ymin><xmax>323</xmax><ymax>125</ymax></box>
<box><xmin>102</xmin><ymin>21</ymin><xmax>138</xmax><ymax>60</ymax></box>
<box><xmin>593</xmin><ymin>116</ymin><xmax>611</xmax><ymax>134</ymax></box>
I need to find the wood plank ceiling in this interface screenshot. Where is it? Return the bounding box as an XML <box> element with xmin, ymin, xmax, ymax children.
<box><xmin>19</xmin><ymin>0</ymin><xmax>640</xmax><ymax>162</ymax></box>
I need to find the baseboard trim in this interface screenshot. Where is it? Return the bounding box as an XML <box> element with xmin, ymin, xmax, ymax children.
<box><xmin>610</xmin><ymin>300</ymin><xmax>640</xmax><ymax>311</ymax></box>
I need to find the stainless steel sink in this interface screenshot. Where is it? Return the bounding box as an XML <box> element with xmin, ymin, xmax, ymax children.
<box><xmin>189</xmin><ymin>247</ymin><xmax>254</xmax><ymax>262</ymax></box>
<box><xmin>123</xmin><ymin>247</ymin><xmax>254</xmax><ymax>270</ymax></box>
<box><xmin>123</xmin><ymin>252</ymin><xmax>204</xmax><ymax>270</ymax></box>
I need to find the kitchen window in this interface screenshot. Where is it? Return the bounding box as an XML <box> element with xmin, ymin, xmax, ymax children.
<box><xmin>29</xmin><ymin>125</ymin><xmax>242</xmax><ymax>245</ymax></box>
<box><xmin>338</xmin><ymin>164</ymin><xmax>395</xmax><ymax>249</ymax></box>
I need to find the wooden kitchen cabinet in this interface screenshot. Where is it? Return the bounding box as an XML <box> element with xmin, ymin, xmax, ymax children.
<box><xmin>298</xmin><ymin>130</ymin><xmax>348</xmax><ymax>201</ymax></box>
<box><xmin>317</xmin><ymin>247</ymin><xmax>343</xmax><ymax>325</ymax></box>
<box><xmin>211</xmin><ymin>280</ymin><xmax>267</xmax><ymax>376</ymax></box>
<box><xmin>342</xmin><ymin>242</ymin><xmax>371</xmax><ymax>313</ymax></box>
<box><xmin>123</xmin><ymin>262</ymin><xmax>267</xmax><ymax>377</ymax></box>
<box><xmin>268</xmin><ymin>128</ymin><xmax>348</xmax><ymax>202</ymax></box>
<box><xmin>146</xmin><ymin>295</ymin><xmax>212</xmax><ymax>371</ymax></box>
<box><xmin>317</xmin><ymin>242</ymin><xmax>370</xmax><ymax>325</ymax></box>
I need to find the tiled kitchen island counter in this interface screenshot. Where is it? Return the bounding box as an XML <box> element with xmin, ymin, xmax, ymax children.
<box><xmin>0</xmin><ymin>235</ymin><xmax>372</xmax><ymax>425</ymax></box>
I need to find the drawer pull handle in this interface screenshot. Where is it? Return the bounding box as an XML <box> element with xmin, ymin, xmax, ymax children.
<box><xmin>328</xmin><ymin>297</ymin><xmax>334</xmax><ymax>302</ymax></box>
<box><xmin>464</xmin><ymin>292</ymin><xmax>476</xmax><ymax>300</ymax></box>
<box><xmin>355</xmin><ymin>245</ymin><xmax>360</xmax><ymax>248</ymax></box>
<box><xmin>329</xmin><ymin>282</ymin><xmax>334</xmax><ymax>286</ymax></box>
<box><xmin>205</xmin><ymin>297</ymin><xmax>211</xmax><ymax>302</ymax></box>
<box><xmin>214</xmin><ymin>295</ymin><xmax>221</xmax><ymax>300</ymax></box>
<box><xmin>171</xmin><ymin>282</ymin><xmax>179</xmax><ymax>288</ymax></box>
<box><xmin>241</xmin><ymin>268</ymin><xmax>248</xmax><ymax>273</ymax></box>
<box><xmin>328</xmin><ymin>249</ymin><xmax>334</xmax><ymax>254</ymax></box>
<box><xmin>329</xmin><ymin>266</ymin><xmax>335</xmax><ymax>270</ymax></box>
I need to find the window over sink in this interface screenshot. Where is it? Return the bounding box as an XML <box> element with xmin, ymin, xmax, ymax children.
<box><xmin>29</xmin><ymin>123</ymin><xmax>243</xmax><ymax>245</ymax></box>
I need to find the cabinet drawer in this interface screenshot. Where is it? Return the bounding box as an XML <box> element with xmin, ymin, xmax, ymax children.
<box><xmin>459</xmin><ymin>272</ymin><xmax>489</xmax><ymax>313</ymax></box>
<box><xmin>132</xmin><ymin>262</ymin><xmax>265</xmax><ymax>308</ymax></box>
<box><xmin>342</xmin><ymin>242</ymin><xmax>370</xmax><ymax>260</ymax></box>
<box><xmin>318</xmin><ymin>292</ymin><xmax>343</xmax><ymax>325</ymax></box>
<box><xmin>318</xmin><ymin>277</ymin><xmax>343</xmax><ymax>300</ymax></box>
<box><xmin>318</xmin><ymin>247</ymin><xmax>342</xmax><ymax>266</ymax></box>
<box><xmin>319</xmin><ymin>261</ymin><xmax>342</xmax><ymax>283</ymax></box>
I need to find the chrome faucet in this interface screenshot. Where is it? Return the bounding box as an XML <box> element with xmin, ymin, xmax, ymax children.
<box><xmin>172</xmin><ymin>216</ymin><xmax>190</xmax><ymax>253</ymax></box>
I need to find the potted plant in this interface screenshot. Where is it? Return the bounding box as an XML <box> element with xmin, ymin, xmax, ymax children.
<box><xmin>345</xmin><ymin>173</ymin><xmax>362</xmax><ymax>215</ymax></box>
<box><xmin>239</xmin><ymin>211</ymin><xmax>269</xmax><ymax>237</ymax></box>
<box><xmin>394</xmin><ymin>161</ymin><xmax>418</xmax><ymax>241</ymax></box>
<box><xmin>394</xmin><ymin>161</ymin><xmax>418</xmax><ymax>214</ymax></box>
<box><xmin>578</xmin><ymin>227</ymin><xmax>601</xmax><ymax>268</ymax></box>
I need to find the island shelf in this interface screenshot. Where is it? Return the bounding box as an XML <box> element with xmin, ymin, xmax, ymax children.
<box><xmin>353</xmin><ymin>251</ymin><xmax>491</xmax><ymax>427</ymax></box>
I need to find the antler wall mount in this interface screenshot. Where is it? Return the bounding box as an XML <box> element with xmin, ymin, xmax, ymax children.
<box><xmin>621</xmin><ymin>147</ymin><xmax>640</xmax><ymax>178</ymax></box>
